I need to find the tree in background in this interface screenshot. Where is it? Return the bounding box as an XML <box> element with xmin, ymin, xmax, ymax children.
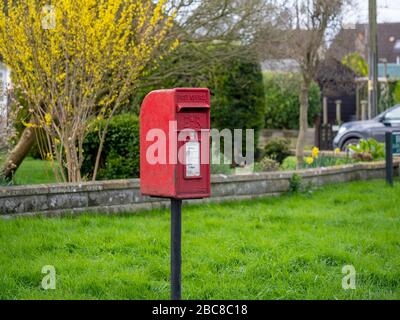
<box><xmin>264</xmin><ymin>72</ymin><xmax>321</xmax><ymax>130</ymax></box>
<box><xmin>256</xmin><ymin>0</ymin><xmax>350</xmax><ymax>168</ymax></box>
<box><xmin>2</xmin><ymin>0</ymin><xmax>281</xmax><ymax>181</ymax></box>
<box><xmin>0</xmin><ymin>0</ymin><xmax>176</xmax><ymax>182</ymax></box>
<box><xmin>342</xmin><ymin>52</ymin><xmax>394</xmax><ymax>113</ymax></box>
<box><xmin>134</xmin><ymin>0</ymin><xmax>275</xmax><ymax>92</ymax></box>
<box><xmin>342</xmin><ymin>52</ymin><xmax>368</xmax><ymax>77</ymax></box>
<box><xmin>109</xmin><ymin>0</ymin><xmax>274</xmax><ymax>167</ymax></box>
<box><xmin>131</xmin><ymin>43</ymin><xmax>266</xmax><ymax>160</ymax></box>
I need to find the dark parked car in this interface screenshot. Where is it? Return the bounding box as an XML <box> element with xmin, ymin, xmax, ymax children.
<box><xmin>333</xmin><ymin>104</ymin><xmax>400</xmax><ymax>150</ymax></box>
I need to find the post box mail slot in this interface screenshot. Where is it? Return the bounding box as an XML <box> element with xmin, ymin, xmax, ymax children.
<box><xmin>140</xmin><ymin>88</ymin><xmax>211</xmax><ymax>199</ymax></box>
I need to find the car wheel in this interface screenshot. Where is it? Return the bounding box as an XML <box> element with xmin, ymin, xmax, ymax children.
<box><xmin>342</xmin><ymin>138</ymin><xmax>360</xmax><ymax>151</ymax></box>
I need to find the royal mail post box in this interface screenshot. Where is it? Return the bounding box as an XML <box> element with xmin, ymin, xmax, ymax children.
<box><xmin>140</xmin><ymin>88</ymin><xmax>211</xmax><ymax>199</ymax></box>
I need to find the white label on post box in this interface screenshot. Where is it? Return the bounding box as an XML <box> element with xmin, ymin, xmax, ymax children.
<box><xmin>185</xmin><ymin>141</ymin><xmax>200</xmax><ymax>177</ymax></box>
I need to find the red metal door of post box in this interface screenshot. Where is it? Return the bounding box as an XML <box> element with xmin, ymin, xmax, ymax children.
<box><xmin>176</xmin><ymin>110</ymin><xmax>210</xmax><ymax>198</ymax></box>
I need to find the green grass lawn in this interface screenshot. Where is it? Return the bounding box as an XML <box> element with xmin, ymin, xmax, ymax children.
<box><xmin>0</xmin><ymin>154</ymin><xmax>57</xmax><ymax>186</ymax></box>
<box><xmin>0</xmin><ymin>180</ymin><xmax>399</xmax><ymax>300</ymax></box>
<box><xmin>13</xmin><ymin>157</ymin><xmax>57</xmax><ymax>185</ymax></box>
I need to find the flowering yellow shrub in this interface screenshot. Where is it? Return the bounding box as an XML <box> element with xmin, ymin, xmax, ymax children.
<box><xmin>0</xmin><ymin>0</ymin><xmax>177</xmax><ymax>182</ymax></box>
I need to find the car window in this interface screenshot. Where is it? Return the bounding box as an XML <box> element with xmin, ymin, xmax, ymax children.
<box><xmin>385</xmin><ymin>107</ymin><xmax>400</xmax><ymax>120</ymax></box>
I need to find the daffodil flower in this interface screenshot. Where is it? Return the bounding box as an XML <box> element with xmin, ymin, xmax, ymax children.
<box><xmin>311</xmin><ymin>147</ymin><xmax>319</xmax><ymax>159</ymax></box>
<box><xmin>306</xmin><ymin>157</ymin><xmax>314</xmax><ymax>165</ymax></box>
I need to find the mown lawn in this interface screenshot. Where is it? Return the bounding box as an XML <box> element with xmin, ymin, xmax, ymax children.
<box><xmin>0</xmin><ymin>180</ymin><xmax>399</xmax><ymax>300</ymax></box>
<box><xmin>13</xmin><ymin>157</ymin><xmax>57</xmax><ymax>185</ymax></box>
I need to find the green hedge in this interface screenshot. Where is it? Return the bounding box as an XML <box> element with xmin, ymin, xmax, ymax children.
<box><xmin>211</xmin><ymin>55</ymin><xmax>265</xmax><ymax>155</ymax></box>
<box><xmin>264</xmin><ymin>72</ymin><xmax>321</xmax><ymax>130</ymax></box>
<box><xmin>82</xmin><ymin>114</ymin><xmax>139</xmax><ymax>180</ymax></box>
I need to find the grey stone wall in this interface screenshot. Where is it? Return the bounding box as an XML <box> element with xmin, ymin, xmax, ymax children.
<box><xmin>0</xmin><ymin>161</ymin><xmax>398</xmax><ymax>218</ymax></box>
<box><xmin>258</xmin><ymin>128</ymin><xmax>315</xmax><ymax>149</ymax></box>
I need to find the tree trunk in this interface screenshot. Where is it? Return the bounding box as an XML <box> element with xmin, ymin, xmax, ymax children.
<box><xmin>64</xmin><ymin>140</ymin><xmax>82</xmax><ymax>183</ymax></box>
<box><xmin>1</xmin><ymin>126</ymin><xmax>37</xmax><ymax>180</ymax></box>
<box><xmin>296</xmin><ymin>77</ymin><xmax>310</xmax><ymax>169</ymax></box>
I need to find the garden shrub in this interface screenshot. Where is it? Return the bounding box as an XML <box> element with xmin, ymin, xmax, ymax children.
<box><xmin>82</xmin><ymin>113</ymin><xmax>139</xmax><ymax>180</ymax></box>
<box><xmin>348</xmin><ymin>138</ymin><xmax>385</xmax><ymax>161</ymax></box>
<box><xmin>263</xmin><ymin>137</ymin><xmax>291</xmax><ymax>164</ymax></box>
<box><xmin>210</xmin><ymin>54</ymin><xmax>266</xmax><ymax>158</ymax></box>
<box><xmin>280</xmin><ymin>156</ymin><xmax>297</xmax><ymax>171</ymax></box>
<box><xmin>264</xmin><ymin>72</ymin><xmax>321</xmax><ymax>129</ymax></box>
<box><xmin>257</xmin><ymin>156</ymin><xmax>279</xmax><ymax>172</ymax></box>
<box><xmin>289</xmin><ymin>173</ymin><xmax>303</xmax><ymax>193</ymax></box>
<box><xmin>391</xmin><ymin>81</ymin><xmax>400</xmax><ymax>105</ymax></box>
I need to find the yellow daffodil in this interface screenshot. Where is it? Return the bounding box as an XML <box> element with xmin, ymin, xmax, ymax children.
<box><xmin>306</xmin><ymin>157</ymin><xmax>314</xmax><ymax>165</ymax></box>
<box><xmin>311</xmin><ymin>146</ymin><xmax>319</xmax><ymax>158</ymax></box>
<box><xmin>334</xmin><ymin>148</ymin><xmax>341</xmax><ymax>154</ymax></box>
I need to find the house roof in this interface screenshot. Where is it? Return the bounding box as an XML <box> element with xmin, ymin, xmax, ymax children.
<box><xmin>330</xmin><ymin>23</ymin><xmax>400</xmax><ymax>64</ymax></box>
<box><xmin>374</xmin><ymin>23</ymin><xmax>400</xmax><ymax>63</ymax></box>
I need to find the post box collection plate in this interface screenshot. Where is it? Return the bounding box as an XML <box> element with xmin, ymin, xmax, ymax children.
<box><xmin>185</xmin><ymin>141</ymin><xmax>200</xmax><ymax>177</ymax></box>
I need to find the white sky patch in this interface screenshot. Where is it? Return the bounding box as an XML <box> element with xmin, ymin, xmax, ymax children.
<box><xmin>347</xmin><ymin>0</ymin><xmax>400</xmax><ymax>24</ymax></box>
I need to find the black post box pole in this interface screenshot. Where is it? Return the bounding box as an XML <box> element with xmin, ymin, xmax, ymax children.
<box><xmin>171</xmin><ymin>198</ymin><xmax>182</xmax><ymax>300</ymax></box>
<box><xmin>386</xmin><ymin>131</ymin><xmax>393</xmax><ymax>186</ymax></box>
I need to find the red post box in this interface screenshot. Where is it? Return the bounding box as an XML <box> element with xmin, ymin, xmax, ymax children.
<box><xmin>140</xmin><ymin>88</ymin><xmax>211</xmax><ymax>199</ymax></box>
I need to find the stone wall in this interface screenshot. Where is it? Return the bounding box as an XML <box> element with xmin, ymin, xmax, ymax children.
<box><xmin>258</xmin><ymin>128</ymin><xmax>315</xmax><ymax>149</ymax></box>
<box><xmin>0</xmin><ymin>161</ymin><xmax>398</xmax><ymax>218</ymax></box>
